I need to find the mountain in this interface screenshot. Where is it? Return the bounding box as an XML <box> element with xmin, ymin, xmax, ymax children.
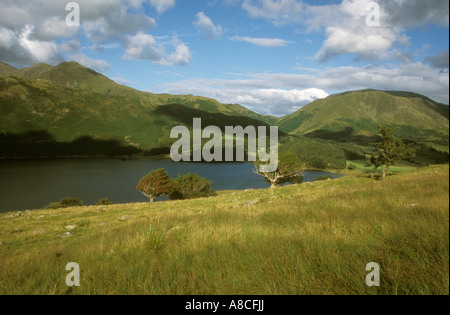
<box><xmin>2</xmin><ymin>61</ymin><xmax>277</xmax><ymax>125</ymax></box>
<box><xmin>277</xmin><ymin>89</ymin><xmax>449</xmax><ymax>149</ymax></box>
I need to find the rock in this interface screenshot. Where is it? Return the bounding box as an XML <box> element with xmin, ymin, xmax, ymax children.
<box><xmin>100</xmin><ymin>222</ymin><xmax>109</xmax><ymax>227</ymax></box>
<box><xmin>65</xmin><ymin>225</ymin><xmax>77</xmax><ymax>230</ymax></box>
<box><xmin>232</xmin><ymin>199</ymin><xmax>239</xmax><ymax>202</ymax></box>
<box><xmin>109</xmin><ymin>249</ymin><xmax>115</xmax><ymax>254</ymax></box>
<box><xmin>243</xmin><ymin>199</ymin><xmax>260</xmax><ymax>207</ymax></box>
<box><xmin>98</xmin><ymin>207</ymin><xmax>106</xmax><ymax>213</ymax></box>
<box><xmin>58</xmin><ymin>232</ymin><xmax>73</xmax><ymax>239</ymax></box>
<box><xmin>33</xmin><ymin>228</ymin><xmax>46</xmax><ymax>235</ymax></box>
<box><xmin>35</xmin><ymin>215</ymin><xmax>45</xmax><ymax>220</ymax></box>
<box><xmin>120</xmin><ymin>215</ymin><xmax>131</xmax><ymax>221</ymax></box>
<box><xmin>407</xmin><ymin>204</ymin><xmax>417</xmax><ymax>207</ymax></box>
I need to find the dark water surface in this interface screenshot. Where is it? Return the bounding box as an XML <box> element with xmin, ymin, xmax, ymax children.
<box><xmin>0</xmin><ymin>158</ymin><xmax>342</xmax><ymax>212</ymax></box>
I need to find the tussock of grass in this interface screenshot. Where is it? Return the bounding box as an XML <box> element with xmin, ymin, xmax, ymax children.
<box><xmin>0</xmin><ymin>165</ymin><xmax>448</xmax><ymax>295</ymax></box>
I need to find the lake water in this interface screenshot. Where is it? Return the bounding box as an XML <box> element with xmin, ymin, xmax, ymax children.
<box><xmin>0</xmin><ymin>158</ymin><xmax>343</xmax><ymax>213</ymax></box>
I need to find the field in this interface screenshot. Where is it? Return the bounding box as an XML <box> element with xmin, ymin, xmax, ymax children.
<box><xmin>0</xmin><ymin>165</ymin><xmax>448</xmax><ymax>295</ymax></box>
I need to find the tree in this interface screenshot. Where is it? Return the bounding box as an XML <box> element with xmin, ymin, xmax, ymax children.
<box><xmin>136</xmin><ymin>168</ymin><xmax>175</xmax><ymax>202</ymax></box>
<box><xmin>370</xmin><ymin>124</ymin><xmax>416</xmax><ymax>179</ymax></box>
<box><xmin>170</xmin><ymin>173</ymin><xmax>216</xmax><ymax>200</ymax></box>
<box><xmin>254</xmin><ymin>151</ymin><xmax>305</xmax><ymax>188</ymax></box>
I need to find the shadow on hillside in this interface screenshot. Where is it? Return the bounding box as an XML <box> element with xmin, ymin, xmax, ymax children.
<box><xmin>153</xmin><ymin>104</ymin><xmax>285</xmax><ymax>134</ymax></box>
<box><xmin>0</xmin><ymin>130</ymin><xmax>141</xmax><ymax>158</ymax></box>
<box><xmin>305</xmin><ymin>127</ymin><xmax>380</xmax><ymax>145</ymax></box>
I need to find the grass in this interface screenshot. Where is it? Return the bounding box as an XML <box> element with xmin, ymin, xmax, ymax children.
<box><xmin>0</xmin><ymin>165</ymin><xmax>448</xmax><ymax>295</ymax></box>
<box><xmin>346</xmin><ymin>159</ymin><xmax>418</xmax><ymax>173</ymax></box>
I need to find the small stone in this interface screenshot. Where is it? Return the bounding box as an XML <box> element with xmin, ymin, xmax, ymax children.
<box><xmin>120</xmin><ymin>215</ymin><xmax>131</xmax><ymax>221</ymax></box>
<box><xmin>109</xmin><ymin>249</ymin><xmax>115</xmax><ymax>254</ymax></box>
<box><xmin>100</xmin><ymin>222</ymin><xmax>109</xmax><ymax>227</ymax></box>
<box><xmin>98</xmin><ymin>207</ymin><xmax>106</xmax><ymax>213</ymax></box>
<box><xmin>243</xmin><ymin>199</ymin><xmax>260</xmax><ymax>207</ymax></box>
<box><xmin>35</xmin><ymin>215</ymin><xmax>45</xmax><ymax>220</ymax></box>
<box><xmin>33</xmin><ymin>228</ymin><xmax>46</xmax><ymax>235</ymax></box>
<box><xmin>65</xmin><ymin>225</ymin><xmax>77</xmax><ymax>230</ymax></box>
<box><xmin>407</xmin><ymin>204</ymin><xmax>417</xmax><ymax>207</ymax></box>
<box><xmin>232</xmin><ymin>199</ymin><xmax>239</xmax><ymax>202</ymax></box>
<box><xmin>58</xmin><ymin>232</ymin><xmax>73</xmax><ymax>239</ymax></box>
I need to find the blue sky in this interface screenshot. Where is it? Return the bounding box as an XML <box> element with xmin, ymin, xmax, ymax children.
<box><xmin>0</xmin><ymin>0</ymin><xmax>449</xmax><ymax>116</ymax></box>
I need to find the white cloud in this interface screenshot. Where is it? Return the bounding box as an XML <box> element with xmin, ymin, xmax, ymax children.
<box><xmin>240</xmin><ymin>0</ymin><xmax>449</xmax><ymax>62</ymax></box>
<box><xmin>193</xmin><ymin>12</ymin><xmax>223</xmax><ymax>40</ymax></box>
<box><xmin>0</xmin><ymin>25</ymin><xmax>62</xmax><ymax>67</ymax></box>
<box><xmin>149</xmin><ymin>0</ymin><xmax>176</xmax><ymax>13</ymax></box>
<box><xmin>123</xmin><ymin>32</ymin><xmax>191</xmax><ymax>66</ymax></box>
<box><xmin>160</xmin><ymin>62</ymin><xmax>449</xmax><ymax>116</ymax></box>
<box><xmin>69</xmin><ymin>53</ymin><xmax>111</xmax><ymax>72</ymax></box>
<box><xmin>242</xmin><ymin>0</ymin><xmax>305</xmax><ymax>25</ymax></box>
<box><xmin>230</xmin><ymin>36</ymin><xmax>291</xmax><ymax>47</ymax></box>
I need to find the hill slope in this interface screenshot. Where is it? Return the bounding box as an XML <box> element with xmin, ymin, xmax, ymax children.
<box><xmin>0</xmin><ymin>165</ymin><xmax>448</xmax><ymax>295</ymax></box>
<box><xmin>0</xmin><ymin>76</ymin><xmax>280</xmax><ymax>155</ymax></box>
<box><xmin>277</xmin><ymin>89</ymin><xmax>449</xmax><ymax>148</ymax></box>
<box><xmin>2</xmin><ymin>61</ymin><xmax>276</xmax><ymax>125</ymax></box>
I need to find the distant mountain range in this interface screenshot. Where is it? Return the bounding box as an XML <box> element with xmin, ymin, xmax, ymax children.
<box><xmin>0</xmin><ymin>61</ymin><xmax>448</xmax><ymax>161</ymax></box>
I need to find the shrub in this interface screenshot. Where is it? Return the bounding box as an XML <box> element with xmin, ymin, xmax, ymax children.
<box><xmin>96</xmin><ymin>198</ymin><xmax>113</xmax><ymax>206</ymax></box>
<box><xmin>45</xmin><ymin>197</ymin><xmax>84</xmax><ymax>209</ymax></box>
<box><xmin>347</xmin><ymin>163</ymin><xmax>357</xmax><ymax>170</ymax></box>
<box><xmin>170</xmin><ymin>173</ymin><xmax>216</xmax><ymax>200</ymax></box>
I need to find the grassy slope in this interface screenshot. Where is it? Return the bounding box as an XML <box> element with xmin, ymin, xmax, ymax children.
<box><xmin>5</xmin><ymin>61</ymin><xmax>277</xmax><ymax>124</ymax></box>
<box><xmin>0</xmin><ymin>165</ymin><xmax>448</xmax><ymax>295</ymax></box>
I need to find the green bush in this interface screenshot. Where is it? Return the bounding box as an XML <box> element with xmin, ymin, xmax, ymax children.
<box><xmin>170</xmin><ymin>173</ymin><xmax>216</xmax><ymax>200</ymax></box>
<box><xmin>347</xmin><ymin>164</ymin><xmax>357</xmax><ymax>170</ymax></box>
<box><xmin>45</xmin><ymin>197</ymin><xmax>84</xmax><ymax>209</ymax></box>
<box><xmin>96</xmin><ymin>198</ymin><xmax>113</xmax><ymax>206</ymax></box>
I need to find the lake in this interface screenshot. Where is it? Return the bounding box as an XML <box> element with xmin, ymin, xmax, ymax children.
<box><xmin>0</xmin><ymin>158</ymin><xmax>343</xmax><ymax>213</ymax></box>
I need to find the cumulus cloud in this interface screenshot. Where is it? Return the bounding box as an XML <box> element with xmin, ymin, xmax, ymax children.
<box><xmin>425</xmin><ymin>50</ymin><xmax>449</xmax><ymax>70</ymax></box>
<box><xmin>149</xmin><ymin>0</ymin><xmax>176</xmax><ymax>13</ymax></box>
<box><xmin>69</xmin><ymin>53</ymin><xmax>111</xmax><ymax>72</ymax></box>
<box><xmin>123</xmin><ymin>32</ymin><xmax>191</xmax><ymax>66</ymax></box>
<box><xmin>160</xmin><ymin>61</ymin><xmax>449</xmax><ymax>116</ymax></box>
<box><xmin>230</xmin><ymin>36</ymin><xmax>291</xmax><ymax>47</ymax></box>
<box><xmin>193</xmin><ymin>12</ymin><xmax>223</xmax><ymax>40</ymax></box>
<box><xmin>0</xmin><ymin>0</ymin><xmax>159</xmax><ymax>66</ymax></box>
<box><xmin>0</xmin><ymin>25</ymin><xmax>63</xmax><ymax>67</ymax></box>
<box><xmin>239</xmin><ymin>0</ymin><xmax>449</xmax><ymax>62</ymax></box>
<box><xmin>241</xmin><ymin>0</ymin><xmax>305</xmax><ymax>25</ymax></box>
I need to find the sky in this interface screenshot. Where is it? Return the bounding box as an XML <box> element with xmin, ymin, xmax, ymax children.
<box><xmin>0</xmin><ymin>0</ymin><xmax>449</xmax><ymax>117</ymax></box>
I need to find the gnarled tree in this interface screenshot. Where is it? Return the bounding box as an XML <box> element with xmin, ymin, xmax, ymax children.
<box><xmin>254</xmin><ymin>151</ymin><xmax>305</xmax><ymax>188</ymax></box>
<box><xmin>136</xmin><ymin>168</ymin><xmax>175</xmax><ymax>202</ymax></box>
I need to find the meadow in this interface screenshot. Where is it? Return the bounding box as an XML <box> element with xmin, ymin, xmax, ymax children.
<box><xmin>0</xmin><ymin>164</ymin><xmax>448</xmax><ymax>295</ymax></box>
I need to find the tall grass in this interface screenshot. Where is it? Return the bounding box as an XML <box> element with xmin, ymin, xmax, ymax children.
<box><xmin>0</xmin><ymin>165</ymin><xmax>448</xmax><ymax>295</ymax></box>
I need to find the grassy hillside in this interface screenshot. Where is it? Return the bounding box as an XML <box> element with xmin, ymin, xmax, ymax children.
<box><xmin>278</xmin><ymin>89</ymin><xmax>449</xmax><ymax>149</ymax></box>
<box><xmin>0</xmin><ymin>165</ymin><xmax>448</xmax><ymax>295</ymax></box>
<box><xmin>0</xmin><ymin>76</ymin><xmax>278</xmax><ymax>155</ymax></box>
<box><xmin>0</xmin><ymin>62</ymin><xmax>17</xmax><ymax>77</ymax></box>
<box><xmin>2</xmin><ymin>61</ymin><xmax>277</xmax><ymax>124</ymax></box>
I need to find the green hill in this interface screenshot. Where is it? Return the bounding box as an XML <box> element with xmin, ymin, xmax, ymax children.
<box><xmin>277</xmin><ymin>89</ymin><xmax>449</xmax><ymax>149</ymax></box>
<box><xmin>2</xmin><ymin>61</ymin><xmax>276</xmax><ymax>125</ymax></box>
<box><xmin>0</xmin><ymin>76</ymin><xmax>281</xmax><ymax>156</ymax></box>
